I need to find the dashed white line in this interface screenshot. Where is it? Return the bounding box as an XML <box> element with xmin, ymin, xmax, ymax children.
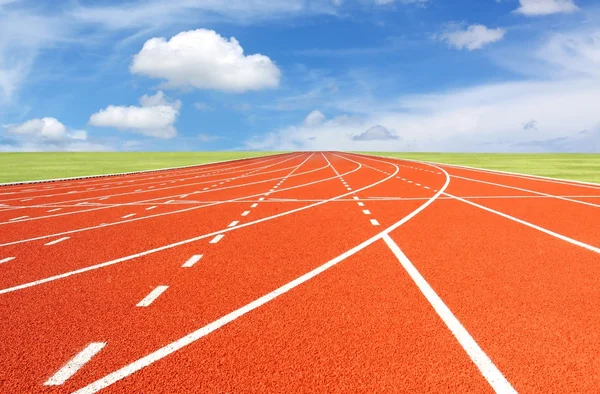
<box><xmin>353</xmin><ymin>196</ymin><xmax>359</xmax><ymax>200</ymax></box>
<box><xmin>20</xmin><ymin>198</ymin><xmax>33</xmax><ymax>202</ymax></box>
<box><xmin>122</xmin><ymin>213</ymin><xmax>136</xmax><ymax>219</ymax></box>
<box><xmin>424</xmin><ymin>186</ymin><xmax>430</xmax><ymax>190</ymax></box>
<box><xmin>0</xmin><ymin>257</ymin><xmax>15</xmax><ymax>264</ymax></box>
<box><xmin>44</xmin><ymin>237</ymin><xmax>70</xmax><ymax>246</ymax></box>
<box><xmin>250</xmin><ymin>203</ymin><xmax>258</xmax><ymax>208</ymax></box>
<box><xmin>180</xmin><ymin>194</ymin><xmax>188</xmax><ymax>199</ymax></box>
<box><xmin>99</xmin><ymin>197</ymin><xmax>109</xmax><ymax>201</ymax></box>
<box><xmin>370</xmin><ymin>219</ymin><xmax>380</xmax><ymax>226</ymax></box>
<box><xmin>136</xmin><ymin>286</ymin><xmax>169</xmax><ymax>307</ymax></box>
<box><xmin>9</xmin><ymin>216</ymin><xmax>29</xmax><ymax>221</ymax></box>
<box><xmin>47</xmin><ymin>208</ymin><xmax>62</xmax><ymax>213</ymax></box>
<box><xmin>362</xmin><ymin>209</ymin><xmax>371</xmax><ymax>215</ymax></box>
<box><xmin>165</xmin><ymin>200</ymin><xmax>175</xmax><ymax>204</ymax></box>
<box><xmin>416</xmin><ymin>183</ymin><xmax>422</xmax><ymax>186</ymax></box>
<box><xmin>182</xmin><ymin>255</ymin><xmax>203</xmax><ymax>268</ymax></box>
<box><xmin>44</xmin><ymin>342</ymin><xmax>107</xmax><ymax>386</ymax></box>
<box><xmin>241</xmin><ymin>211</ymin><xmax>250</xmax><ymax>217</ymax></box>
<box><xmin>258</xmin><ymin>197</ymin><xmax>265</xmax><ymax>201</ymax></box>
<box><xmin>358</xmin><ymin>202</ymin><xmax>365</xmax><ymax>207</ymax></box>
<box><xmin>209</xmin><ymin>234</ymin><xmax>225</xmax><ymax>244</ymax></box>
<box><xmin>145</xmin><ymin>206</ymin><xmax>157</xmax><ymax>211</ymax></box>
<box><xmin>228</xmin><ymin>221</ymin><xmax>240</xmax><ymax>228</ymax></box>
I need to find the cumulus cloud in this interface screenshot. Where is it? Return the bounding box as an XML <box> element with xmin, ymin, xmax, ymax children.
<box><xmin>130</xmin><ymin>29</ymin><xmax>281</xmax><ymax>93</ymax></box>
<box><xmin>352</xmin><ymin>125</ymin><xmax>399</xmax><ymax>141</ymax></box>
<box><xmin>89</xmin><ymin>91</ymin><xmax>181</xmax><ymax>139</ymax></box>
<box><xmin>515</xmin><ymin>0</ymin><xmax>578</xmax><ymax>16</ymax></box>
<box><xmin>438</xmin><ymin>24</ymin><xmax>506</xmax><ymax>51</ymax></box>
<box><xmin>1</xmin><ymin>117</ymin><xmax>109</xmax><ymax>151</ymax></box>
<box><xmin>304</xmin><ymin>110</ymin><xmax>326</xmax><ymax>126</ymax></box>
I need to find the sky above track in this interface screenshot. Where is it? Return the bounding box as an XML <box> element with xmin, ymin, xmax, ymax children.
<box><xmin>0</xmin><ymin>0</ymin><xmax>599</xmax><ymax>153</ymax></box>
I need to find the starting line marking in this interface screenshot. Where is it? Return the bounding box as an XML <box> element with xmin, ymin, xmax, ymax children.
<box><xmin>44</xmin><ymin>237</ymin><xmax>70</xmax><ymax>246</ymax></box>
<box><xmin>182</xmin><ymin>255</ymin><xmax>203</xmax><ymax>268</ymax></box>
<box><xmin>136</xmin><ymin>286</ymin><xmax>169</xmax><ymax>307</ymax></box>
<box><xmin>44</xmin><ymin>342</ymin><xmax>107</xmax><ymax>386</ymax></box>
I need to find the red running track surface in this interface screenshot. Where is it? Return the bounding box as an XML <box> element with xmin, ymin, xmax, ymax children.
<box><xmin>0</xmin><ymin>152</ymin><xmax>598</xmax><ymax>393</ymax></box>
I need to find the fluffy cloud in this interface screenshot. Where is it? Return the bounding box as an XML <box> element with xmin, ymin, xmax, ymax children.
<box><xmin>352</xmin><ymin>125</ymin><xmax>399</xmax><ymax>141</ymax></box>
<box><xmin>515</xmin><ymin>0</ymin><xmax>578</xmax><ymax>16</ymax></box>
<box><xmin>89</xmin><ymin>91</ymin><xmax>181</xmax><ymax>139</ymax></box>
<box><xmin>304</xmin><ymin>110</ymin><xmax>326</xmax><ymax>126</ymax></box>
<box><xmin>438</xmin><ymin>24</ymin><xmax>506</xmax><ymax>51</ymax></box>
<box><xmin>130</xmin><ymin>29</ymin><xmax>281</xmax><ymax>93</ymax></box>
<box><xmin>1</xmin><ymin>117</ymin><xmax>109</xmax><ymax>151</ymax></box>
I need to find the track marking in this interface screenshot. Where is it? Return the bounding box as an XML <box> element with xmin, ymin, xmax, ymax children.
<box><xmin>228</xmin><ymin>221</ymin><xmax>240</xmax><ymax>228</ymax></box>
<box><xmin>182</xmin><ymin>255</ymin><xmax>203</xmax><ymax>268</ymax></box>
<box><xmin>250</xmin><ymin>203</ymin><xmax>258</xmax><ymax>208</ymax></box>
<box><xmin>44</xmin><ymin>237</ymin><xmax>70</xmax><ymax>246</ymax></box>
<box><xmin>241</xmin><ymin>211</ymin><xmax>250</xmax><ymax>217</ymax></box>
<box><xmin>180</xmin><ymin>194</ymin><xmax>188</xmax><ymax>199</ymax></box>
<box><xmin>136</xmin><ymin>286</ymin><xmax>169</xmax><ymax>307</ymax></box>
<box><xmin>259</xmin><ymin>197</ymin><xmax>265</xmax><ymax>201</ymax></box>
<box><xmin>9</xmin><ymin>215</ymin><xmax>29</xmax><ymax>221</ymax></box>
<box><xmin>0</xmin><ymin>257</ymin><xmax>15</xmax><ymax>264</ymax></box>
<box><xmin>353</xmin><ymin>196</ymin><xmax>359</xmax><ymax>200</ymax></box>
<box><xmin>145</xmin><ymin>206</ymin><xmax>157</xmax><ymax>211</ymax></box>
<box><xmin>362</xmin><ymin>209</ymin><xmax>371</xmax><ymax>215</ymax></box>
<box><xmin>165</xmin><ymin>200</ymin><xmax>175</xmax><ymax>204</ymax></box>
<box><xmin>121</xmin><ymin>213</ymin><xmax>136</xmax><ymax>219</ymax></box>
<box><xmin>383</xmin><ymin>234</ymin><xmax>516</xmax><ymax>393</ymax></box>
<box><xmin>370</xmin><ymin>219</ymin><xmax>380</xmax><ymax>226</ymax></box>
<box><xmin>446</xmin><ymin>192</ymin><xmax>600</xmax><ymax>254</ymax></box>
<box><xmin>416</xmin><ymin>183</ymin><xmax>421</xmax><ymax>186</ymax></box>
<box><xmin>358</xmin><ymin>202</ymin><xmax>365</xmax><ymax>207</ymax></box>
<box><xmin>210</xmin><ymin>234</ymin><xmax>225</xmax><ymax>244</ymax></box>
<box><xmin>44</xmin><ymin>342</ymin><xmax>106</xmax><ymax>386</ymax></box>
<box><xmin>99</xmin><ymin>197</ymin><xmax>109</xmax><ymax>201</ymax></box>
<box><xmin>71</xmin><ymin>158</ymin><xmax>448</xmax><ymax>394</ymax></box>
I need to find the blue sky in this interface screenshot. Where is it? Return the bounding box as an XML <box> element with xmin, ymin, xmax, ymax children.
<box><xmin>0</xmin><ymin>0</ymin><xmax>599</xmax><ymax>152</ymax></box>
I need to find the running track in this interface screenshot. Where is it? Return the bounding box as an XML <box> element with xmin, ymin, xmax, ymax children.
<box><xmin>0</xmin><ymin>152</ymin><xmax>598</xmax><ymax>393</ymax></box>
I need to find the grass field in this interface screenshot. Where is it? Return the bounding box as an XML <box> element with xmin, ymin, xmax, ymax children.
<box><xmin>0</xmin><ymin>152</ymin><xmax>280</xmax><ymax>183</ymax></box>
<box><xmin>362</xmin><ymin>153</ymin><xmax>600</xmax><ymax>183</ymax></box>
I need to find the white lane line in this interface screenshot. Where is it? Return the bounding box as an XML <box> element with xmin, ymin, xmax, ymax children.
<box><xmin>353</xmin><ymin>196</ymin><xmax>359</xmax><ymax>200</ymax></box>
<box><xmin>180</xmin><ymin>194</ymin><xmax>188</xmax><ymax>199</ymax></box>
<box><xmin>424</xmin><ymin>186</ymin><xmax>430</xmax><ymax>190</ymax></box>
<box><xmin>416</xmin><ymin>183</ymin><xmax>422</xmax><ymax>187</ymax></box>
<box><xmin>241</xmin><ymin>211</ymin><xmax>250</xmax><ymax>217</ymax></box>
<box><xmin>135</xmin><ymin>189</ymin><xmax>143</xmax><ymax>192</ymax></box>
<box><xmin>44</xmin><ymin>342</ymin><xmax>107</xmax><ymax>386</ymax></box>
<box><xmin>9</xmin><ymin>216</ymin><xmax>29</xmax><ymax>221</ymax></box>
<box><xmin>370</xmin><ymin>219</ymin><xmax>380</xmax><ymax>226</ymax></box>
<box><xmin>408</xmin><ymin>181</ymin><xmax>413</xmax><ymax>184</ymax></box>
<box><xmin>358</xmin><ymin>202</ymin><xmax>365</xmax><ymax>207</ymax></box>
<box><xmin>447</xmin><ymin>192</ymin><xmax>600</xmax><ymax>254</ymax></box>
<box><xmin>228</xmin><ymin>221</ymin><xmax>240</xmax><ymax>228</ymax></box>
<box><xmin>210</xmin><ymin>234</ymin><xmax>225</xmax><ymax>244</ymax></box>
<box><xmin>121</xmin><ymin>213</ymin><xmax>136</xmax><ymax>219</ymax></box>
<box><xmin>383</xmin><ymin>234</ymin><xmax>516</xmax><ymax>393</ymax></box>
<box><xmin>165</xmin><ymin>200</ymin><xmax>175</xmax><ymax>204</ymax></box>
<box><xmin>182</xmin><ymin>255</ymin><xmax>203</xmax><ymax>268</ymax></box>
<box><xmin>71</xmin><ymin>162</ymin><xmax>448</xmax><ymax>394</ymax></box>
<box><xmin>273</xmin><ymin>186</ymin><xmax>278</xmax><ymax>189</ymax></box>
<box><xmin>258</xmin><ymin>197</ymin><xmax>265</xmax><ymax>201</ymax></box>
<box><xmin>0</xmin><ymin>257</ymin><xmax>15</xmax><ymax>264</ymax></box>
<box><xmin>362</xmin><ymin>209</ymin><xmax>371</xmax><ymax>215</ymax></box>
<box><xmin>250</xmin><ymin>203</ymin><xmax>258</xmax><ymax>208</ymax></box>
<box><xmin>47</xmin><ymin>208</ymin><xmax>62</xmax><ymax>213</ymax></box>
<box><xmin>145</xmin><ymin>206</ymin><xmax>157</xmax><ymax>211</ymax></box>
<box><xmin>20</xmin><ymin>198</ymin><xmax>33</xmax><ymax>202</ymax></box>
<box><xmin>99</xmin><ymin>197</ymin><xmax>109</xmax><ymax>201</ymax></box>
<box><xmin>203</xmin><ymin>187</ymin><xmax>209</xmax><ymax>190</ymax></box>
<box><xmin>211</xmin><ymin>184</ymin><xmax>217</xmax><ymax>187</ymax></box>
<box><xmin>136</xmin><ymin>286</ymin><xmax>169</xmax><ymax>307</ymax></box>
<box><xmin>44</xmin><ymin>237</ymin><xmax>70</xmax><ymax>246</ymax></box>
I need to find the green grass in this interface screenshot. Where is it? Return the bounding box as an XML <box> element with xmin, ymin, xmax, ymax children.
<box><xmin>359</xmin><ymin>153</ymin><xmax>600</xmax><ymax>183</ymax></box>
<box><xmin>0</xmin><ymin>152</ymin><xmax>281</xmax><ymax>183</ymax></box>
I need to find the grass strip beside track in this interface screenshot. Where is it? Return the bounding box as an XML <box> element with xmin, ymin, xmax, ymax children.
<box><xmin>0</xmin><ymin>152</ymin><xmax>282</xmax><ymax>183</ymax></box>
<box><xmin>359</xmin><ymin>152</ymin><xmax>600</xmax><ymax>183</ymax></box>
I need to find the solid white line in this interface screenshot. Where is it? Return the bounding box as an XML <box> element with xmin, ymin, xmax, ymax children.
<box><xmin>121</xmin><ymin>213</ymin><xmax>136</xmax><ymax>219</ymax></box>
<box><xmin>241</xmin><ymin>211</ymin><xmax>250</xmax><ymax>217</ymax></box>
<box><xmin>99</xmin><ymin>197</ymin><xmax>109</xmax><ymax>201</ymax></box>
<box><xmin>182</xmin><ymin>255</ymin><xmax>202</xmax><ymax>268</ymax></box>
<box><xmin>136</xmin><ymin>286</ymin><xmax>169</xmax><ymax>307</ymax></box>
<box><xmin>370</xmin><ymin>219</ymin><xmax>380</xmax><ymax>226</ymax></box>
<box><xmin>145</xmin><ymin>206</ymin><xmax>157</xmax><ymax>211</ymax></box>
<box><xmin>180</xmin><ymin>194</ymin><xmax>188</xmax><ymax>198</ymax></box>
<box><xmin>165</xmin><ymin>200</ymin><xmax>175</xmax><ymax>204</ymax></box>
<box><xmin>0</xmin><ymin>257</ymin><xmax>15</xmax><ymax>264</ymax></box>
<box><xmin>447</xmin><ymin>192</ymin><xmax>600</xmax><ymax>254</ymax></box>
<box><xmin>44</xmin><ymin>342</ymin><xmax>106</xmax><ymax>386</ymax></box>
<box><xmin>228</xmin><ymin>221</ymin><xmax>240</xmax><ymax>228</ymax></box>
<box><xmin>9</xmin><ymin>216</ymin><xmax>29</xmax><ymax>221</ymax></box>
<box><xmin>362</xmin><ymin>209</ymin><xmax>371</xmax><ymax>215</ymax></box>
<box><xmin>210</xmin><ymin>234</ymin><xmax>225</xmax><ymax>244</ymax></box>
<box><xmin>71</xmin><ymin>155</ymin><xmax>449</xmax><ymax>394</ymax></box>
<box><xmin>44</xmin><ymin>237</ymin><xmax>70</xmax><ymax>246</ymax></box>
<box><xmin>383</xmin><ymin>234</ymin><xmax>516</xmax><ymax>393</ymax></box>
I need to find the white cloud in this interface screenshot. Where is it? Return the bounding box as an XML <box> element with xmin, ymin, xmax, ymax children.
<box><xmin>304</xmin><ymin>110</ymin><xmax>326</xmax><ymax>126</ymax></box>
<box><xmin>438</xmin><ymin>24</ymin><xmax>506</xmax><ymax>51</ymax></box>
<box><xmin>352</xmin><ymin>125</ymin><xmax>399</xmax><ymax>141</ymax></box>
<box><xmin>1</xmin><ymin>117</ymin><xmax>109</xmax><ymax>151</ymax></box>
<box><xmin>194</xmin><ymin>102</ymin><xmax>213</xmax><ymax>112</ymax></box>
<box><xmin>130</xmin><ymin>29</ymin><xmax>281</xmax><ymax>93</ymax></box>
<box><xmin>515</xmin><ymin>0</ymin><xmax>578</xmax><ymax>16</ymax></box>
<box><xmin>89</xmin><ymin>91</ymin><xmax>181</xmax><ymax>139</ymax></box>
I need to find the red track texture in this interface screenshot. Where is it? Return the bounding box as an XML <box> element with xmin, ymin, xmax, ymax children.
<box><xmin>0</xmin><ymin>152</ymin><xmax>598</xmax><ymax>393</ymax></box>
